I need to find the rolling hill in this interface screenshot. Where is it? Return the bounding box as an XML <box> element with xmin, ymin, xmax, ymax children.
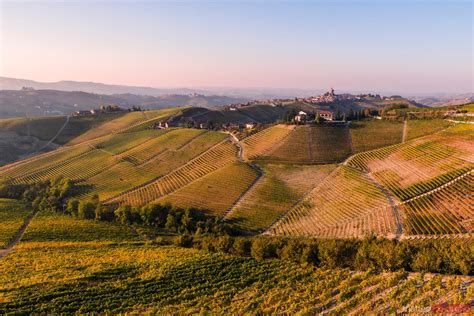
<box><xmin>1</xmin><ymin>105</ymin><xmax>472</xmax><ymax>240</ymax></box>
<box><xmin>0</xmin><ymin>89</ymin><xmax>248</xmax><ymax>118</ymax></box>
<box><xmin>1</xmin><ymin>105</ymin><xmax>473</xmax><ymax>314</ymax></box>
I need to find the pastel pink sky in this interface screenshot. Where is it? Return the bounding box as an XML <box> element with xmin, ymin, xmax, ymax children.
<box><xmin>1</xmin><ymin>1</ymin><xmax>472</xmax><ymax>93</ymax></box>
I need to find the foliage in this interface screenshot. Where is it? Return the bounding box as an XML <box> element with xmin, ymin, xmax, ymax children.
<box><xmin>193</xmin><ymin>236</ymin><xmax>473</xmax><ymax>275</ymax></box>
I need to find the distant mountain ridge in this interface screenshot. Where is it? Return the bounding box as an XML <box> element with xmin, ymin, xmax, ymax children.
<box><xmin>0</xmin><ymin>77</ymin><xmax>205</xmax><ymax>96</ymax></box>
<box><xmin>0</xmin><ymin>89</ymin><xmax>249</xmax><ymax>118</ymax></box>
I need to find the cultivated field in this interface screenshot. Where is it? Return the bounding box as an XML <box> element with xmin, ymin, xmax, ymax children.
<box><xmin>267</xmin><ymin>165</ymin><xmax>395</xmax><ymax>238</ymax></box>
<box><xmin>1</xmin><ymin>231</ymin><xmax>472</xmax><ymax>314</ymax></box>
<box><xmin>349</xmin><ymin>119</ymin><xmax>404</xmax><ymax>153</ymax></box>
<box><xmin>0</xmin><ymin>199</ymin><xmax>31</xmax><ymax>248</ymax></box>
<box><xmin>108</xmin><ymin>140</ymin><xmax>238</xmax><ymax>206</ymax></box>
<box><xmin>159</xmin><ymin>162</ymin><xmax>259</xmax><ymax>217</ymax></box>
<box><xmin>251</xmin><ymin>125</ymin><xmax>352</xmax><ymax>164</ymax></box>
<box><xmin>347</xmin><ymin>126</ymin><xmax>473</xmax><ymax>201</ymax></box>
<box><xmin>400</xmin><ymin>172</ymin><xmax>473</xmax><ymax>235</ymax></box>
<box><xmin>225</xmin><ymin>164</ymin><xmax>336</xmax><ymax>233</ymax></box>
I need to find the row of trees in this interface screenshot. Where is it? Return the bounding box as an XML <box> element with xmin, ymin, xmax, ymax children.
<box><xmin>65</xmin><ymin>199</ymin><xmax>230</xmax><ymax>236</ymax></box>
<box><xmin>0</xmin><ymin>178</ymin><xmax>230</xmax><ymax>236</ymax></box>
<box><xmin>184</xmin><ymin>235</ymin><xmax>473</xmax><ymax>275</ymax></box>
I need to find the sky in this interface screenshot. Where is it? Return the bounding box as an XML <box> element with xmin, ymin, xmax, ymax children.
<box><xmin>0</xmin><ymin>0</ymin><xmax>472</xmax><ymax>94</ymax></box>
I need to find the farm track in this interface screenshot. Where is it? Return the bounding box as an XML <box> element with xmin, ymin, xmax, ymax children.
<box><xmin>402</xmin><ymin>119</ymin><xmax>407</xmax><ymax>143</ymax></box>
<box><xmin>222</xmin><ymin>134</ymin><xmax>264</xmax><ymax>220</ymax></box>
<box><xmin>365</xmin><ymin>171</ymin><xmax>404</xmax><ymax>238</ymax></box>
<box><xmin>0</xmin><ymin>210</ymin><xmax>37</xmax><ymax>259</ymax></box>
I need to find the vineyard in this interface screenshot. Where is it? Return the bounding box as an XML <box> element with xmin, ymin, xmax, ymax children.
<box><xmin>241</xmin><ymin>124</ymin><xmax>295</xmax><ymax>160</ymax></box>
<box><xmin>159</xmin><ymin>163</ymin><xmax>259</xmax><ymax>217</ymax></box>
<box><xmin>0</xmin><ymin>199</ymin><xmax>31</xmax><ymax>248</ymax></box>
<box><xmin>349</xmin><ymin>119</ymin><xmax>404</xmax><ymax>153</ymax></box>
<box><xmin>405</xmin><ymin>119</ymin><xmax>454</xmax><ymax>141</ymax></box>
<box><xmin>107</xmin><ymin>140</ymin><xmax>238</xmax><ymax>206</ymax></box>
<box><xmin>400</xmin><ymin>172</ymin><xmax>473</xmax><ymax>235</ymax></box>
<box><xmin>249</xmin><ymin>125</ymin><xmax>352</xmax><ymax>164</ymax></box>
<box><xmin>267</xmin><ymin>165</ymin><xmax>397</xmax><ymax>238</ymax></box>
<box><xmin>1</xmin><ymin>233</ymin><xmax>472</xmax><ymax>314</ymax></box>
<box><xmin>0</xmin><ymin>115</ymin><xmax>473</xmax><ymax>240</ymax></box>
<box><xmin>225</xmin><ymin>164</ymin><xmax>336</xmax><ymax>233</ymax></box>
<box><xmin>67</xmin><ymin>108</ymin><xmax>181</xmax><ymax>145</ymax></box>
<box><xmin>346</xmin><ymin>130</ymin><xmax>473</xmax><ymax>201</ymax></box>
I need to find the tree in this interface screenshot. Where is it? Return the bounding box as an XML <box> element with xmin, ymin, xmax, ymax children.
<box><xmin>114</xmin><ymin>205</ymin><xmax>134</xmax><ymax>225</ymax></box>
<box><xmin>78</xmin><ymin>201</ymin><xmax>96</xmax><ymax>219</ymax></box>
<box><xmin>66</xmin><ymin>199</ymin><xmax>79</xmax><ymax>216</ymax></box>
<box><xmin>165</xmin><ymin>213</ymin><xmax>177</xmax><ymax>231</ymax></box>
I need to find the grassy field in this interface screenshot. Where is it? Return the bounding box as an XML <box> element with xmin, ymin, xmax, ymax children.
<box><xmin>0</xmin><ymin>199</ymin><xmax>31</xmax><ymax>248</ymax></box>
<box><xmin>226</xmin><ymin>164</ymin><xmax>336</xmax><ymax>233</ymax></box>
<box><xmin>349</xmin><ymin>119</ymin><xmax>404</xmax><ymax>153</ymax></box>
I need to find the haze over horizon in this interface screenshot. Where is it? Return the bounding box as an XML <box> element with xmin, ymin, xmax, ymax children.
<box><xmin>1</xmin><ymin>0</ymin><xmax>472</xmax><ymax>94</ymax></box>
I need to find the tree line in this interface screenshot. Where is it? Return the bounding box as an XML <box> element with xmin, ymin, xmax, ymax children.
<box><xmin>187</xmin><ymin>235</ymin><xmax>473</xmax><ymax>275</ymax></box>
<box><xmin>0</xmin><ymin>178</ymin><xmax>230</xmax><ymax>236</ymax></box>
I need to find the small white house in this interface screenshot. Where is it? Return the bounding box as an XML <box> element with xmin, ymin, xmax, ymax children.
<box><xmin>294</xmin><ymin>111</ymin><xmax>308</xmax><ymax>122</ymax></box>
<box><xmin>245</xmin><ymin>123</ymin><xmax>256</xmax><ymax>129</ymax></box>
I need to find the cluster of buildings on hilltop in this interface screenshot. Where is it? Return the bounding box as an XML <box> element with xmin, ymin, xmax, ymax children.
<box><xmin>294</xmin><ymin>110</ymin><xmax>334</xmax><ymax>123</ymax></box>
<box><xmin>73</xmin><ymin>105</ymin><xmax>127</xmax><ymax>117</ymax></box>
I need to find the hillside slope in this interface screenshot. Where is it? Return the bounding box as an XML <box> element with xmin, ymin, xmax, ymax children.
<box><xmin>1</xmin><ymin>113</ymin><xmax>472</xmax><ymax>239</ymax></box>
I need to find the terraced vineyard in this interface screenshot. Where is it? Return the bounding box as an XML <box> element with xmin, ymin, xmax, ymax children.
<box><xmin>225</xmin><ymin>164</ymin><xmax>336</xmax><ymax>233</ymax></box>
<box><xmin>267</xmin><ymin>165</ymin><xmax>396</xmax><ymax>238</ymax></box>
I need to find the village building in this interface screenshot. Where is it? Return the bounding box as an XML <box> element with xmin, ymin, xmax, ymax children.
<box><xmin>73</xmin><ymin>110</ymin><xmax>92</xmax><ymax>117</ymax></box>
<box><xmin>319</xmin><ymin>111</ymin><xmax>333</xmax><ymax>121</ymax></box>
<box><xmin>90</xmin><ymin>109</ymin><xmax>103</xmax><ymax>115</ymax></box>
<box><xmin>294</xmin><ymin>111</ymin><xmax>308</xmax><ymax>123</ymax></box>
<box><xmin>245</xmin><ymin>122</ymin><xmax>256</xmax><ymax>129</ymax></box>
<box><xmin>154</xmin><ymin>121</ymin><xmax>169</xmax><ymax>129</ymax></box>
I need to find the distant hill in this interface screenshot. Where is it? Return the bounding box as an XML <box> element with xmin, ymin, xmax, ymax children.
<box><xmin>0</xmin><ymin>89</ymin><xmax>248</xmax><ymax>118</ymax></box>
<box><xmin>408</xmin><ymin>93</ymin><xmax>474</xmax><ymax>107</ymax></box>
<box><xmin>171</xmin><ymin>98</ymin><xmax>422</xmax><ymax>126</ymax></box>
<box><xmin>0</xmin><ymin>77</ymin><xmax>202</xmax><ymax>96</ymax></box>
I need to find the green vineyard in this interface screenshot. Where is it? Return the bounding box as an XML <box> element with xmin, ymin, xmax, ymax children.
<box><xmin>1</xmin><ymin>113</ymin><xmax>472</xmax><ymax>239</ymax></box>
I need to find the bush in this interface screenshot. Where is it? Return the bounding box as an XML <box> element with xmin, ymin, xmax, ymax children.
<box><xmin>78</xmin><ymin>201</ymin><xmax>96</xmax><ymax>219</ymax></box>
<box><xmin>250</xmin><ymin>237</ymin><xmax>280</xmax><ymax>261</ymax></box>
<box><xmin>174</xmin><ymin>235</ymin><xmax>194</xmax><ymax>248</ymax></box>
<box><xmin>231</xmin><ymin>238</ymin><xmax>251</xmax><ymax>256</ymax></box>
